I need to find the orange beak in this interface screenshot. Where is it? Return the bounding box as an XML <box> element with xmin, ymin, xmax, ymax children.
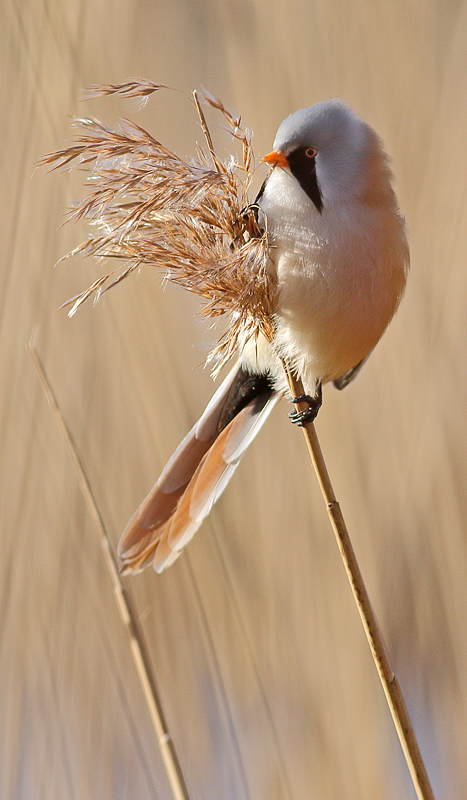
<box><xmin>261</xmin><ymin>150</ymin><xmax>289</xmax><ymax>168</ymax></box>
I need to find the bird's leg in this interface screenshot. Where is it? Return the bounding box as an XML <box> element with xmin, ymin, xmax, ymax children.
<box><xmin>288</xmin><ymin>382</ymin><xmax>322</xmax><ymax>426</ymax></box>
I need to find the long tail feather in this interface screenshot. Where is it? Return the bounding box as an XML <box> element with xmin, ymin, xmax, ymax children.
<box><xmin>118</xmin><ymin>365</ymin><xmax>279</xmax><ymax>574</ymax></box>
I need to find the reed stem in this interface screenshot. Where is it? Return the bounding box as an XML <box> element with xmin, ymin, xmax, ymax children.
<box><xmin>283</xmin><ymin>363</ymin><xmax>435</xmax><ymax>800</ymax></box>
<box><xmin>28</xmin><ymin>335</ymin><xmax>191</xmax><ymax>800</ymax></box>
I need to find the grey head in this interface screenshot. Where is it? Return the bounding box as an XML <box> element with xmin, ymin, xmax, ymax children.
<box><xmin>270</xmin><ymin>99</ymin><xmax>388</xmax><ymax>210</ymax></box>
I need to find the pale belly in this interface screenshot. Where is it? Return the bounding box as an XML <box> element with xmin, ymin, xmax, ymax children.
<box><xmin>242</xmin><ymin>218</ymin><xmax>407</xmax><ymax>394</ymax></box>
<box><xmin>272</xmin><ymin>245</ymin><xmax>404</xmax><ymax>385</ymax></box>
<box><xmin>245</xmin><ymin>168</ymin><xmax>408</xmax><ymax>393</ymax></box>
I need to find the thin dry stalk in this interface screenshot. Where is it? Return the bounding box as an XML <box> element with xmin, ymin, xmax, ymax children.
<box><xmin>282</xmin><ymin>363</ymin><xmax>435</xmax><ymax>800</ymax></box>
<box><xmin>28</xmin><ymin>335</ymin><xmax>191</xmax><ymax>800</ymax></box>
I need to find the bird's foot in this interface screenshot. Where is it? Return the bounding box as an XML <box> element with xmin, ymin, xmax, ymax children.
<box><xmin>288</xmin><ymin>387</ymin><xmax>322</xmax><ymax>426</ymax></box>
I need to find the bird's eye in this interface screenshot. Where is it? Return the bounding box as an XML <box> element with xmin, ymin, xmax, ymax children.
<box><xmin>305</xmin><ymin>147</ymin><xmax>317</xmax><ymax>158</ymax></box>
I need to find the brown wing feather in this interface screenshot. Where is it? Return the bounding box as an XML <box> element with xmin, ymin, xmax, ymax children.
<box><xmin>118</xmin><ymin>384</ymin><xmax>278</xmax><ymax>574</ymax></box>
<box><xmin>118</xmin><ymin>363</ymin><xmax>241</xmax><ymax>574</ymax></box>
<box><xmin>153</xmin><ymin>391</ymin><xmax>278</xmax><ymax>572</ymax></box>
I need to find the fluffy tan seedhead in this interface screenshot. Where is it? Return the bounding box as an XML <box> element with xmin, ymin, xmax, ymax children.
<box><xmin>39</xmin><ymin>80</ymin><xmax>276</xmax><ymax>373</ymax></box>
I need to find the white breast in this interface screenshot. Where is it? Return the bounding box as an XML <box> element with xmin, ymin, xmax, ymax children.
<box><xmin>245</xmin><ymin>167</ymin><xmax>408</xmax><ymax>394</ymax></box>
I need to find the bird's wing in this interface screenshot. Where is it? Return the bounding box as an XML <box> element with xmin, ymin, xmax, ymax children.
<box><xmin>332</xmin><ymin>356</ymin><xmax>369</xmax><ymax>390</ymax></box>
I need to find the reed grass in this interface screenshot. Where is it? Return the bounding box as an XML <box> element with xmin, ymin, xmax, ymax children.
<box><xmin>28</xmin><ymin>333</ymin><xmax>192</xmax><ymax>800</ymax></box>
<box><xmin>283</xmin><ymin>365</ymin><xmax>435</xmax><ymax>800</ymax></box>
<box><xmin>38</xmin><ymin>82</ymin><xmax>275</xmax><ymax>375</ymax></box>
<box><xmin>39</xmin><ymin>80</ymin><xmax>436</xmax><ymax>799</ymax></box>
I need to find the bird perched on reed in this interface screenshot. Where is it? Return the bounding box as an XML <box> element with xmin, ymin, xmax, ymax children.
<box><xmin>117</xmin><ymin>98</ymin><xmax>409</xmax><ymax>574</ymax></box>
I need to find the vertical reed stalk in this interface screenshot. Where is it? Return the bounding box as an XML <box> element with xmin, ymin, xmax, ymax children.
<box><xmin>283</xmin><ymin>362</ymin><xmax>435</xmax><ymax>800</ymax></box>
<box><xmin>28</xmin><ymin>336</ymin><xmax>191</xmax><ymax>800</ymax></box>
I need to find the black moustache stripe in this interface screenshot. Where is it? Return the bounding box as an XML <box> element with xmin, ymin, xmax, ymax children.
<box><xmin>286</xmin><ymin>147</ymin><xmax>323</xmax><ymax>213</ymax></box>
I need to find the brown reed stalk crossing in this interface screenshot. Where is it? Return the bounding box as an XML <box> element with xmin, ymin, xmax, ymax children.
<box><xmin>28</xmin><ymin>336</ymin><xmax>191</xmax><ymax>800</ymax></box>
<box><xmin>283</xmin><ymin>365</ymin><xmax>435</xmax><ymax>800</ymax></box>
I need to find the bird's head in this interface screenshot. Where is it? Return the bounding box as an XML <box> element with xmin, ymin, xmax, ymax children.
<box><xmin>262</xmin><ymin>99</ymin><xmax>391</xmax><ymax>211</ymax></box>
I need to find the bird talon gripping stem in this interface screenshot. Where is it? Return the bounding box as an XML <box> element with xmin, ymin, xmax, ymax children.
<box><xmin>288</xmin><ymin>388</ymin><xmax>323</xmax><ymax>426</ymax></box>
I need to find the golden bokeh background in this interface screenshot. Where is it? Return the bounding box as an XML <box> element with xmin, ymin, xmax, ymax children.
<box><xmin>3</xmin><ymin>1</ymin><xmax>467</xmax><ymax>797</ymax></box>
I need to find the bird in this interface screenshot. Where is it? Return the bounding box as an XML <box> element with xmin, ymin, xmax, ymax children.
<box><xmin>118</xmin><ymin>98</ymin><xmax>409</xmax><ymax>574</ymax></box>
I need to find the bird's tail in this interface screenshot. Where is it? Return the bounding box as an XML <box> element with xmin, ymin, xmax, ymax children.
<box><xmin>118</xmin><ymin>363</ymin><xmax>279</xmax><ymax>574</ymax></box>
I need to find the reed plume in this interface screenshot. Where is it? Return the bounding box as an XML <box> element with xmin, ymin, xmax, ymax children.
<box><xmin>39</xmin><ymin>81</ymin><xmax>275</xmax><ymax>373</ymax></box>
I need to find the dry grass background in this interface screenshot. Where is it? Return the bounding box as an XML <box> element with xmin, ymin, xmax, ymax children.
<box><xmin>3</xmin><ymin>1</ymin><xmax>467</xmax><ymax>798</ymax></box>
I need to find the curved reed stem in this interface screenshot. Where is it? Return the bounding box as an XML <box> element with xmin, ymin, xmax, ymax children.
<box><xmin>28</xmin><ymin>334</ymin><xmax>191</xmax><ymax>800</ymax></box>
<box><xmin>282</xmin><ymin>361</ymin><xmax>435</xmax><ymax>800</ymax></box>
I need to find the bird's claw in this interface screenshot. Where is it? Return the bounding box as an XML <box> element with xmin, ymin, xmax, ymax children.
<box><xmin>288</xmin><ymin>391</ymin><xmax>322</xmax><ymax>426</ymax></box>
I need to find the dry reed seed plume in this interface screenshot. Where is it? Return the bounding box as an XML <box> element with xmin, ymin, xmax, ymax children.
<box><xmin>39</xmin><ymin>81</ymin><xmax>275</xmax><ymax>373</ymax></box>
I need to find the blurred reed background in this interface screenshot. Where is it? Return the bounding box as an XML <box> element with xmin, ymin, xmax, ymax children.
<box><xmin>2</xmin><ymin>1</ymin><xmax>467</xmax><ymax>797</ymax></box>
